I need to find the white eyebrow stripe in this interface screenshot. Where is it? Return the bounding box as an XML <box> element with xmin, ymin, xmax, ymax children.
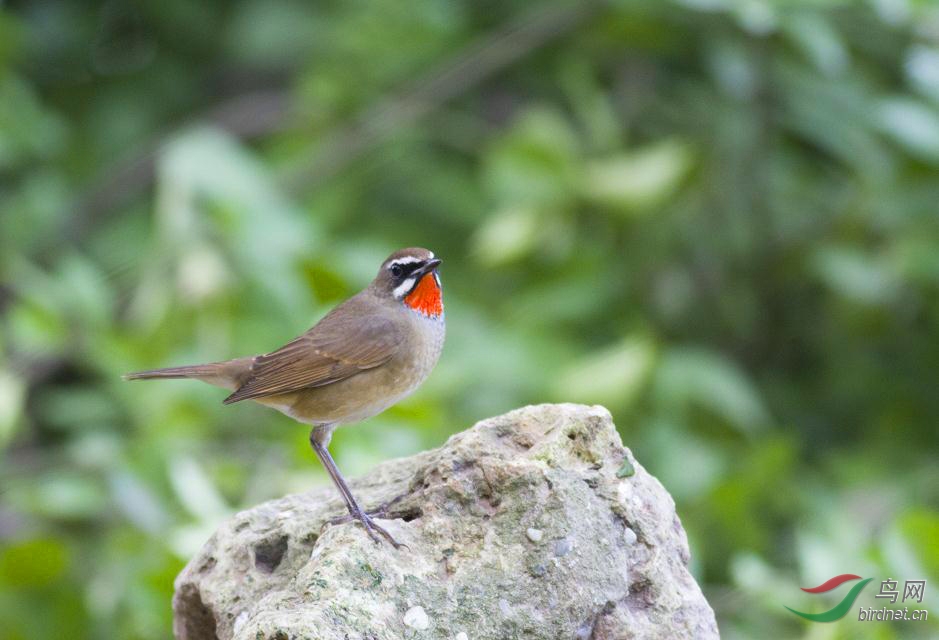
<box><xmin>392</xmin><ymin>277</ymin><xmax>416</xmax><ymax>299</ymax></box>
<box><xmin>388</xmin><ymin>256</ymin><xmax>423</xmax><ymax>267</ymax></box>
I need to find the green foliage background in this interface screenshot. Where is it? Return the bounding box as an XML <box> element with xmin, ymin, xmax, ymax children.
<box><xmin>2</xmin><ymin>0</ymin><xmax>939</xmax><ymax>638</ymax></box>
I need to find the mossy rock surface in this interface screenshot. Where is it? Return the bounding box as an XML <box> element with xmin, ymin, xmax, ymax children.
<box><xmin>173</xmin><ymin>404</ymin><xmax>718</xmax><ymax>640</ymax></box>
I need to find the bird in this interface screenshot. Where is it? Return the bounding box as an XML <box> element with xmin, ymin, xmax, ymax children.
<box><xmin>125</xmin><ymin>247</ymin><xmax>445</xmax><ymax>547</ymax></box>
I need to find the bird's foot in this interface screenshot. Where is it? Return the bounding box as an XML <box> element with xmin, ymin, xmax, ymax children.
<box><xmin>326</xmin><ymin>494</ymin><xmax>407</xmax><ymax>527</ymax></box>
<box><xmin>333</xmin><ymin>508</ymin><xmax>405</xmax><ymax>549</ymax></box>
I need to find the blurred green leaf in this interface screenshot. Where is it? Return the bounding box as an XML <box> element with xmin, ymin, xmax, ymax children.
<box><xmin>0</xmin><ymin>538</ymin><xmax>69</xmax><ymax>588</ymax></box>
<box><xmin>484</xmin><ymin>107</ymin><xmax>581</xmax><ymax>206</ymax></box>
<box><xmin>154</xmin><ymin>126</ymin><xmax>317</xmax><ymax>310</ymax></box>
<box><xmin>109</xmin><ymin>470</ymin><xmax>170</xmax><ymax>535</ymax></box>
<box><xmin>0</xmin><ymin>73</ymin><xmax>67</xmax><ymax>168</ymax></box>
<box><xmin>225</xmin><ymin>0</ymin><xmax>319</xmax><ymax>66</ymax></box>
<box><xmin>555</xmin><ymin>336</ymin><xmax>656</xmax><ymax>409</ymax></box>
<box><xmin>905</xmin><ymin>45</ymin><xmax>939</xmax><ymax>103</ymax></box>
<box><xmin>643</xmin><ymin>420</ymin><xmax>725</xmax><ymax>501</ymax></box>
<box><xmin>471</xmin><ymin>205</ymin><xmax>542</xmax><ymax>267</ymax></box>
<box><xmin>20</xmin><ymin>474</ymin><xmax>109</xmax><ymax>520</ymax></box>
<box><xmin>583</xmin><ymin>140</ymin><xmax>694</xmax><ymax>213</ymax></box>
<box><xmin>34</xmin><ymin>386</ymin><xmax>120</xmax><ymax>432</ymax></box>
<box><xmin>878</xmin><ymin>97</ymin><xmax>939</xmax><ymax>164</ymax></box>
<box><xmin>783</xmin><ymin>12</ymin><xmax>848</xmax><ymax>77</ymax></box>
<box><xmin>168</xmin><ymin>456</ymin><xmax>230</xmax><ymax>522</ymax></box>
<box><xmin>655</xmin><ymin>348</ymin><xmax>771</xmax><ymax>434</ymax></box>
<box><xmin>0</xmin><ymin>369</ymin><xmax>25</xmax><ymax>449</ymax></box>
<box><xmin>732</xmin><ymin>0</ymin><xmax>778</xmax><ymax>36</ymax></box>
<box><xmin>899</xmin><ymin>509</ymin><xmax>939</xmax><ymax>579</ymax></box>
<box><xmin>813</xmin><ymin>246</ymin><xmax>899</xmax><ymax>306</ymax></box>
<box><xmin>6</xmin><ymin>268</ymin><xmax>70</xmax><ymax>354</ymax></box>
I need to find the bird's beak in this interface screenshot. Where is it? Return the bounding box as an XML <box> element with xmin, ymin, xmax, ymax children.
<box><xmin>414</xmin><ymin>258</ymin><xmax>442</xmax><ymax>277</ymax></box>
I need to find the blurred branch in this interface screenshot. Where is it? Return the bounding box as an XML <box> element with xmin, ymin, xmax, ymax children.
<box><xmin>282</xmin><ymin>0</ymin><xmax>604</xmax><ymax>191</ymax></box>
<box><xmin>66</xmin><ymin>89</ymin><xmax>291</xmax><ymax>244</ymax></box>
<box><xmin>67</xmin><ymin>1</ymin><xmax>603</xmax><ymax>243</ymax></box>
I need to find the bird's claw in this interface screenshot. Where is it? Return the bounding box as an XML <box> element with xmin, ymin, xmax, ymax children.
<box><xmin>328</xmin><ymin>507</ymin><xmax>407</xmax><ymax>549</ymax></box>
<box><xmin>358</xmin><ymin>511</ymin><xmax>406</xmax><ymax>549</ymax></box>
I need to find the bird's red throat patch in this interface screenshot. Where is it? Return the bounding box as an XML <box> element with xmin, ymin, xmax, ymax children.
<box><xmin>405</xmin><ymin>273</ymin><xmax>443</xmax><ymax>317</ymax></box>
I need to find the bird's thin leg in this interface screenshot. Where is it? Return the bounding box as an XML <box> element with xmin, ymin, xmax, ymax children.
<box><xmin>309</xmin><ymin>429</ymin><xmax>403</xmax><ymax>549</ymax></box>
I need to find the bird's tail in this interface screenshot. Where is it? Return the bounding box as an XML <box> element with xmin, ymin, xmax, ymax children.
<box><xmin>124</xmin><ymin>357</ymin><xmax>253</xmax><ymax>391</ymax></box>
<box><xmin>123</xmin><ymin>364</ymin><xmax>221</xmax><ymax>381</ymax></box>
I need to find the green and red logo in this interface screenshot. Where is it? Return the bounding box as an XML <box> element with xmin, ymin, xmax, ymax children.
<box><xmin>785</xmin><ymin>574</ymin><xmax>873</xmax><ymax>622</ymax></box>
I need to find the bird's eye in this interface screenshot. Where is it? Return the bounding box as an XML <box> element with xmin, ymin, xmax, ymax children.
<box><xmin>390</xmin><ymin>264</ymin><xmax>403</xmax><ymax>278</ymax></box>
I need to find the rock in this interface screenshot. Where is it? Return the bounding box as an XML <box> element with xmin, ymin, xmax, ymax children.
<box><xmin>403</xmin><ymin>605</ymin><xmax>429</xmax><ymax>630</ymax></box>
<box><xmin>172</xmin><ymin>404</ymin><xmax>719</xmax><ymax>640</ymax></box>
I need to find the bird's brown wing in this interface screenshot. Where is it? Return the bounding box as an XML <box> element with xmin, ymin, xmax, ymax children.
<box><xmin>223</xmin><ymin>297</ymin><xmax>402</xmax><ymax>404</ymax></box>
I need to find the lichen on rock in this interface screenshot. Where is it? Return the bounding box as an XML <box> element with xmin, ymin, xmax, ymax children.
<box><xmin>172</xmin><ymin>403</ymin><xmax>719</xmax><ymax>640</ymax></box>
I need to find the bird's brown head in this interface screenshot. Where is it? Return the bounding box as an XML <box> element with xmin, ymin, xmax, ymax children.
<box><xmin>372</xmin><ymin>247</ymin><xmax>443</xmax><ymax>317</ymax></box>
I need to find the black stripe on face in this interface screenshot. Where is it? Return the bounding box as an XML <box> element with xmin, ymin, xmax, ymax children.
<box><xmin>388</xmin><ymin>259</ymin><xmax>425</xmax><ymax>281</ymax></box>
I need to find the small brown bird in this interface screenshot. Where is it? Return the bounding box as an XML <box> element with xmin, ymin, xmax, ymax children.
<box><xmin>125</xmin><ymin>247</ymin><xmax>445</xmax><ymax>547</ymax></box>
